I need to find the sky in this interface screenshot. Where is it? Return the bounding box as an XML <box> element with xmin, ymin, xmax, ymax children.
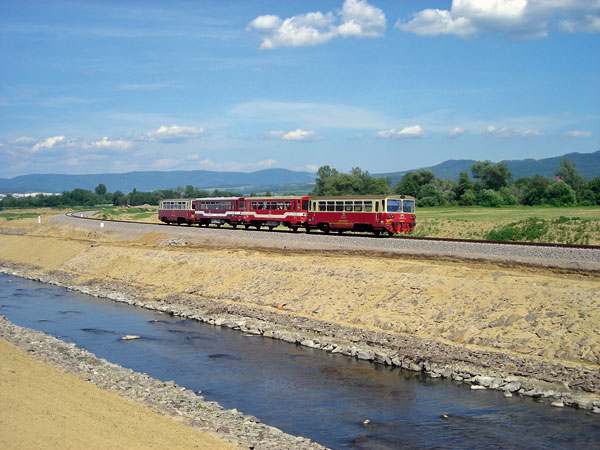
<box><xmin>1</xmin><ymin>0</ymin><xmax>599</xmax><ymax>178</ymax></box>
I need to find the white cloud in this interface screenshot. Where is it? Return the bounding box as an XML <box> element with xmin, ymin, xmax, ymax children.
<box><xmin>282</xmin><ymin>129</ymin><xmax>321</xmax><ymax>141</ymax></box>
<box><xmin>396</xmin><ymin>0</ymin><xmax>600</xmax><ymax>39</ymax></box>
<box><xmin>231</xmin><ymin>100</ymin><xmax>391</xmax><ymax>129</ymax></box>
<box><xmin>564</xmin><ymin>130</ymin><xmax>593</xmax><ymax>138</ymax></box>
<box><xmin>266</xmin><ymin>130</ymin><xmax>286</xmax><ymax>138</ymax></box>
<box><xmin>305</xmin><ymin>164</ymin><xmax>319</xmax><ymax>172</ymax></box>
<box><xmin>448</xmin><ymin>127</ymin><xmax>469</xmax><ymax>137</ymax></box>
<box><xmin>152</xmin><ymin>157</ymin><xmax>181</xmax><ymax>168</ymax></box>
<box><xmin>144</xmin><ymin>124</ymin><xmax>204</xmax><ymax>142</ymax></box>
<box><xmin>174</xmin><ymin>158</ymin><xmax>279</xmax><ymax>172</ymax></box>
<box><xmin>376</xmin><ymin>125</ymin><xmax>425</xmax><ymax>139</ymax></box>
<box><xmin>247</xmin><ymin>0</ymin><xmax>385</xmax><ymax>49</ymax></box>
<box><xmin>31</xmin><ymin>136</ymin><xmax>66</xmax><ymax>152</ymax></box>
<box><xmin>81</xmin><ymin>136</ymin><xmax>133</xmax><ymax>150</ymax></box>
<box><xmin>559</xmin><ymin>15</ymin><xmax>600</xmax><ymax>33</ymax></box>
<box><xmin>14</xmin><ymin>136</ymin><xmax>36</xmax><ymax>144</ymax></box>
<box><xmin>484</xmin><ymin>124</ymin><xmax>544</xmax><ymax>138</ymax></box>
<box><xmin>337</xmin><ymin>0</ymin><xmax>386</xmax><ymax>38</ymax></box>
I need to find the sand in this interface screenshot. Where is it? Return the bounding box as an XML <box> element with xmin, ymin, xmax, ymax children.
<box><xmin>0</xmin><ymin>339</ymin><xmax>235</xmax><ymax>450</ymax></box>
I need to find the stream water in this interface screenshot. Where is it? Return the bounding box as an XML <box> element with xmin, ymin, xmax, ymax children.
<box><xmin>1</xmin><ymin>273</ymin><xmax>598</xmax><ymax>449</ymax></box>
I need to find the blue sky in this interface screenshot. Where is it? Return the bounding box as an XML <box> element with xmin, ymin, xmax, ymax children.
<box><xmin>1</xmin><ymin>0</ymin><xmax>599</xmax><ymax>178</ymax></box>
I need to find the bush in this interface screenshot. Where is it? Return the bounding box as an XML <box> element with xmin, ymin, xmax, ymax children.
<box><xmin>487</xmin><ymin>218</ymin><xmax>549</xmax><ymax>242</ymax></box>
<box><xmin>459</xmin><ymin>190</ymin><xmax>476</xmax><ymax>206</ymax></box>
<box><xmin>478</xmin><ymin>189</ymin><xmax>504</xmax><ymax>207</ymax></box>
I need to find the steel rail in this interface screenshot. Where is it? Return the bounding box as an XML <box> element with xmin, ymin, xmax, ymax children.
<box><xmin>64</xmin><ymin>211</ymin><xmax>600</xmax><ymax>251</ymax></box>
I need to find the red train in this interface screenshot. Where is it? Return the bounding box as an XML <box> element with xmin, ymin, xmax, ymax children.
<box><xmin>158</xmin><ymin>194</ymin><xmax>415</xmax><ymax>236</ymax></box>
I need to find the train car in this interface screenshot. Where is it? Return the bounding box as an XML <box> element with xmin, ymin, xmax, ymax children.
<box><xmin>241</xmin><ymin>196</ymin><xmax>309</xmax><ymax>231</ymax></box>
<box><xmin>306</xmin><ymin>195</ymin><xmax>416</xmax><ymax>236</ymax></box>
<box><xmin>158</xmin><ymin>198</ymin><xmax>195</xmax><ymax>225</ymax></box>
<box><xmin>192</xmin><ymin>197</ymin><xmax>245</xmax><ymax>228</ymax></box>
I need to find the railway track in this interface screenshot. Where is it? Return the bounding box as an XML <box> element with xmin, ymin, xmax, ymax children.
<box><xmin>65</xmin><ymin>211</ymin><xmax>600</xmax><ymax>251</ymax></box>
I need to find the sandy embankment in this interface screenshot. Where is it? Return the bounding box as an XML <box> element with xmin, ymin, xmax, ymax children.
<box><xmin>0</xmin><ymin>223</ymin><xmax>599</xmax><ymax>403</ymax></box>
<box><xmin>0</xmin><ymin>338</ymin><xmax>234</xmax><ymax>450</ymax></box>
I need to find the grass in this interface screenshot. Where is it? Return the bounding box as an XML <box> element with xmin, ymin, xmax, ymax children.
<box><xmin>0</xmin><ymin>212</ymin><xmax>43</xmax><ymax>221</ymax></box>
<box><xmin>96</xmin><ymin>207</ymin><xmax>160</xmax><ymax>223</ymax></box>
<box><xmin>411</xmin><ymin>206</ymin><xmax>600</xmax><ymax>245</ymax></box>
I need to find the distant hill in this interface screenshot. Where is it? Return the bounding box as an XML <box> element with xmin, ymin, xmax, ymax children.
<box><xmin>375</xmin><ymin>150</ymin><xmax>600</xmax><ymax>184</ymax></box>
<box><xmin>1</xmin><ymin>150</ymin><xmax>597</xmax><ymax>194</ymax></box>
<box><xmin>0</xmin><ymin>168</ymin><xmax>316</xmax><ymax>194</ymax></box>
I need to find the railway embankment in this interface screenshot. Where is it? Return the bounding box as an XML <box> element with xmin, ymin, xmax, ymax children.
<box><xmin>0</xmin><ymin>222</ymin><xmax>599</xmax><ymax>412</ymax></box>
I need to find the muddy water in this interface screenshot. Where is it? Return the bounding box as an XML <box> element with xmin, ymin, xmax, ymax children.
<box><xmin>1</xmin><ymin>273</ymin><xmax>598</xmax><ymax>449</ymax></box>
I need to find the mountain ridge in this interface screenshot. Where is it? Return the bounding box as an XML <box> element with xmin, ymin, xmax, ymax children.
<box><xmin>1</xmin><ymin>150</ymin><xmax>598</xmax><ymax>193</ymax></box>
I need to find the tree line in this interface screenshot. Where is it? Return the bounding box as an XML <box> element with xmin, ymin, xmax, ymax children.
<box><xmin>0</xmin><ymin>184</ymin><xmax>242</xmax><ymax>209</ymax></box>
<box><xmin>2</xmin><ymin>158</ymin><xmax>598</xmax><ymax>209</ymax></box>
<box><xmin>312</xmin><ymin>158</ymin><xmax>600</xmax><ymax>207</ymax></box>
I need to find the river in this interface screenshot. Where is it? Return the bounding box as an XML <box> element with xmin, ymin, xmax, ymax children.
<box><xmin>1</xmin><ymin>273</ymin><xmax>598</xmax><ymax>449</ymax></box>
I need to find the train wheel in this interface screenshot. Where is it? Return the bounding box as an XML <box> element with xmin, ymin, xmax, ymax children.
<box><xmin>291</xmin><ymin>227</ymin><xmax>298</xmax><ymax>232</ymax></box>
<box><xmin>306</xmin><ymin>227</ymin><xmax>311</xmax><ymax>233</ymax></box>
<box><xmin>323</xmin><ymin>227</ymin><xmax>330</xmax><ymax>234</ymax></box>
<box><xmin>268</xmin><ymin>226</ymin><xmax>275</xmax><ymax>231</ymax></box>
<box><xmin>255</xmin><ymin>224</ymin><xmax>261</xmax><ymax>230</ymax></box>
<box><xmin>244</xmin><ymin>224</ymin><xmax>250</xmax><ymax>230</ymax></box>
<box><xmin>337</xmin><ymin>230</ymin><xmax>344</xmax><ymax>235</ymax></box>
<box><xmin>373</xmin><ymin>230</ymin><xmax>380</xmax><ymax>237</ymax></box>
<box><xmin>232</xmin><ymin>224</ymin><xmax>238</xmax><ymax>229</ymax></box>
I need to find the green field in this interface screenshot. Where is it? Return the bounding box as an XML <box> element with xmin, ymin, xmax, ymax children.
<box><xmin>412</xmin><ymin>206</ymin><xmax>600</xmax><ymax>245</ymax></box>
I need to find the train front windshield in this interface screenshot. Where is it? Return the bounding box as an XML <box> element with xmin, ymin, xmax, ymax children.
<box><xmin>387</xmin><ymin>200</ymin><xmax>402</xmax><ymax>212</ymax></box>
<box><xmin>403</xmin><ymin>200</ymin><xmax>415</xmax><ymax>213</ymax></box>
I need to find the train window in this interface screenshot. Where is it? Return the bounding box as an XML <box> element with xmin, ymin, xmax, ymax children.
<box><xmin>318</xmin><ymin>201</ymin><xmax>326</xmax><ymax>211</ymax></box>
<box><xmin>327</xmin><ymin>201</ymin><xmax>335</xmax><ymax>212</ymax></box>
<box><xmin>375</xmin><ymin>202</ymin><xmax>379</xmax><ymax>212</ymax></box>
<box><xmin>364</xmin><ymin>201</ymin><xmax>373</xmax><ymax>212</ymax></box>
<box><xmin>354</xmin><ymin>201</ymin><xmax>362</xmax><ymax>212</ymax></box>
<box><xmin>382</xmin><ymin>200</ymin><xmax>385</xmax><ymax>211</ymax></box>
<box><xmin>277</xmin><ymin>202</ymin><xmax>284</xmax><ymax>210</ymax></box>
<box><xmin>387</xmin><ymin>200</ymin><xmax>401</xmax><ymax>212</ymax></box>
<box><xmin>302</xmin><ymin>199</ymin><xmax>309</xmax><ymax>211</ymax></box>
<box><xmin>403</xmin><ymin>200</ymin><xmax>415</xmax><ymax>213</ymax></box>
<box><xmin>335</xmin><ymin>201</ymin><xmax>344</xmax><ymax>212</ymax></box>
<box><xmin>239</xmin><ymin>200</ymin><xmax>245</xmax><ymax>209</ymax></box>
<box><xmin>285</xmin><ymin>201</ymin><xmax>291</xmax><ymax>210</ymax></box>
<box><xmin>345</xmin><ymin>202</ymin><xmax>353</xmax><ymax>212</ymax></box>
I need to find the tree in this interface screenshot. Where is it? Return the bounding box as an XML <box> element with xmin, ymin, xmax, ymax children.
<box><xmin>471</xmin><ymin>161</ymin><xmax>512</xmax><ymax>191</ymax></box>
<box><xmin>95</xmin><ymin>183</ymin><xmax>107</xmax><ymax>195</ymax></box>
<box><xmin>555</xmin><ymin>158</ymin><xmax>586</xmax><ymax>202</ymax></box>
<box><xmin>523</xmin><ymin>175</ymin><xmax>551</xmax><ymax>205</ymax></box>
<box><xmin>112</xmin><ymin>190</ymin><xmax>128</xmax><ymax>206</ymax></box>
<box><xmin>184</xmin><ymin>185</ymin><xmax>195</xmax><ymax>198</ymax></box>
<box><xmin>393</xmin><ymin>170</ymin><xmax>435</xmax><ymax>198</ymax></box>
<box><xmin>456</xmin><ymin>171</ymin><xmax>473</xmax><ymax>198</ymax></box>
<box><xmin>312</xmin><ymin>166</ymin><xmax>390</xmax><ymax>195</ymax></box>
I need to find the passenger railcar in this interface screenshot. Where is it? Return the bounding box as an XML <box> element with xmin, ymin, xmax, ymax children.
<box><xmin>192</xmin><ymin>197</ymin><xmax>245</xmax><ymax>228</ymax></box>
<box><xmin>307</xmin><ymin>195</ymin><xmax>416</xmax><ymax>236</ymax></box>
<box><xmin>158</xmin><ymin>198</ymin><xmax>195</xmax><ymax>225</ymax></box>
<box><xmin>242</xmin><ymin>196</ymin><xmax>309</xmax><ymax>231</ymax></box>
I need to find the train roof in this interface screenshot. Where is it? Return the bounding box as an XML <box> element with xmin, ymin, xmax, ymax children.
<box><xmin>246</xmin><ymin>195</ymin><xmax>308</xmax><ymax>200</ymax></box>
<box><xmin>193</xmin><ymin>196</ymin><xmax>244</xmax><ymax>201</ymax></box>
<box><xmin>309</xmin><ymin>195</ymin><xmax>416</xmax><ymax>200</ymax></box>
